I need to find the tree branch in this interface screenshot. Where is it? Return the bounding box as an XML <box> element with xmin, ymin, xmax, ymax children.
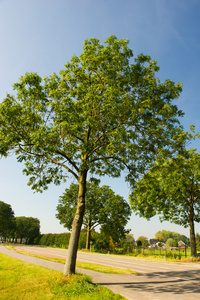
<box><xmin>45</xmin><ymin>154</ymin><xmax>79</xmax><ymax>180</ymax></box>
<box><xmin>55</xmin><ymin>150</ymin><xmax>80</xmax><ymax>174</ymax></box>
<box><xmin>91</xmin><ymin>155</ymin><xmax>131</xmax><ymax>171</ymax></box>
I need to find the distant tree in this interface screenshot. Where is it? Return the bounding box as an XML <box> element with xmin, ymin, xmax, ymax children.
<box><xmin>166</xmin><ymin>238</ymin><xmax>176</xmax><ymax>247</ymax></box>
<box><xmin>56</xmin><ymin>181</ymin><xmax>131</xmax><ymax>249</ymax></box>
<box><xmin>124</xmin><ymin>233</ymin><xmax>135</xmax><ymax>244</ymax></box>
<box><xmin>155</xmin><ymin>230</ymin><xmax>189</xmax><ymax>245</ymax></box>
<box><xmin>0</xmin><ymin>201</ymin><xmax>15</xmax><ymax>240</ymax></box>
<box><xmin>137</xmin><ymin>236</ymin><xmax>149</xmax><ymax>247</ymax></box>
<box><xmin>155</xmin><ymin>231</ymin><xmax>167</xmax><ymax>243</ymax></box>
<box><xmin>0</xmin><ymin>35</ymin><xmax>185</xmax><ymax>274</ymax></box>
<box><xmin>94</xmin><ymin>232</ymin><xmax>109</xmax><ymax>252</ymax></box>
<box><xmin>178</xmin><ymin>234</ymin><xmax>190</xmax><ymax>246</ymax></box>
<box><xmin>130</xmin><ymin>147</ymin><xmax>200</xmax><ymax>257</ymax></box>
<box><xmin>15</xmin><ymin>217</ymin><xmax>40</xmax><ymax>243</ymax></box>
<box><xmin>121</xmin><ymin>233</ymin><xmax>135</xmax><ymax>253</ymax></box>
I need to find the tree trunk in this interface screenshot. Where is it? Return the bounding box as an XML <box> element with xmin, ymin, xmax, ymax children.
<box><xmin>86</xmin><ymin>220</ymin><xmax>91</xmax><ymax>250</ymax></box>
<box><xmin>189</xmin><ymin>205</ymin><xmax>196</xmax><ymax>257</ymax></box>
<box><xmin>63</xmin><ymin>170</ymin><xmax>87</xmax><ymax>275</ymax></box>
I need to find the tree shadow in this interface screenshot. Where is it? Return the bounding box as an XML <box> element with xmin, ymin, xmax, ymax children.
<box><xmin>100</xmin><ymin>269</ymin><xmax>200</xmax><ymax>296</ymax></box>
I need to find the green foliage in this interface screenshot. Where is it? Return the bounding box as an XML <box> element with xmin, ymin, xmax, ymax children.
<box><xmin>38</xmin><ymin>233</ymin><xmax>71</xmax><ymax>248</ymax></box>
<box><xmin>37</xmin><ymin>231</ymin><xmax>118</xmax><ymax>253</ymax></box>
<box><xmin>0</xmin><ymin>35</ymin><xmax>186</xmax><ymax>272</ymax></box>
<box><xmin>155</xmin><ymin>230</ymin><xmax>190</xmax><ymax>245</ymax></box>
<box><xmin>0</xmin><ymin>35</ymin><xmax>184</xmax><ymax>192</ymax></box>
<box><xmin>0</xmin><ymin>201</ymin><xmax>15</xmax><ymax>238</ymax></box>
<box><xmin>93</xmin><ymin>232</ymin><xmax>110</xmax><ymax>253</ymax></box>
<box><xmin>196</xmin><ymin>233</ymin><xmax>200</xmax><ymax>249</ymax></box>
<box><xmin>56</xmin><ymin>181</ymin><xmax>131</xmax><ymax>248</ymax></box>
<box><xmin>166</xmin><ymin>238</ymin><xmax>176</xmax><ymax>247</ymax></box>
<box><xmin>78</xmin><ymin>232</ymin><xmax>88</xmax><ymax>249</ymax></box>
<box><xmin>15</xmin><ymin>216</ymin><xmax>40</xmax><ymax>243</ymax></box>
<box><xmin>130</xmin><ymin>147</ymin><xmax>200</xmax><ymax>256</ymax></box>
<box><xmin>120</xmin><ymin>234</ymin><xmax>135</xmax><ymax>254</ymax></box>
<box><xmin>98</xmin><ymin>187</ymin><xmax>131</xmax><ymax>242</ymax></box>
<box><xmin>136</xmin><ymin>236</ymin><xmax>149</xmax><ymax>247</ymax></box>
<box><xmin>130</xmin><ymin>148</ymin><xmax>200</xmax><ymax>225</ymax></box>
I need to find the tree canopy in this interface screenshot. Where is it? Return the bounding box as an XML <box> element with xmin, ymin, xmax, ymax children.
<box><xmin>136</xmin><ymin>236</ymin><xmax>149</xmax><ymax>247</ymax></box>
<box><xmin>155</xmin><ymin>230</ymin><xmax>189</xmax><ymax>245</ymax></box>
<box><xmin>15</xmin><ymin>216</ymin><xmax>40</xmax><ymax>244</ymax></box>
<box><xmin>0</xmin><ymin>201</ymin><xmax>15</xmax><ymax>239</ymax></box>
<box><xmin>0</xmin><ymin>35</ymin><xmax>185</xmax><ymax>274</ymax></box>
<box><xmin>56</xmin><ymin>181</ymin><xmax>131</xmax><ymax>249</ymax></box>
<box><xmin>129</xmin><ymin>148</ymin><xmax>200</xmax><ymax>256</ymax></box>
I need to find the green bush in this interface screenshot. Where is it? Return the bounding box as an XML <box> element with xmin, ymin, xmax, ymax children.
<box><xmin>38</xmin><ymin>233</ymin><xmax>70</xmax><ymax>248</ymax></box>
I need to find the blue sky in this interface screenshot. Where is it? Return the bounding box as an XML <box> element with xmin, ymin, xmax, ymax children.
<box><xmin>0</xmin><ymin>0</ymin><xmax>200</xmax><ymax>240</ymax></box>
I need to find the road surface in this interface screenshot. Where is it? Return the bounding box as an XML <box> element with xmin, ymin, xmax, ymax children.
<box><xmin>1</xmin><ymin>244</ymin><xmax>200</xmax><ymax>300</ymax></box>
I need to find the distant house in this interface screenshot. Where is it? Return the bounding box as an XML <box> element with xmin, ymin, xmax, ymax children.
<box><xmin>178</xmin><ymin>241</ymin><xmax>186</xmax><ymax>248</ymax></box>
<box><xmin>149</xmin><ymin>239</ymin><xmax>159</xmax><ymax>247</ymax></box>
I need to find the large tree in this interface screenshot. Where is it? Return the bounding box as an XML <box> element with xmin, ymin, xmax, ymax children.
<box><xmin>0</xmin><ymin>201</ymin><xmax>15</xmax><ymax>240</ymax></box>
<box><xmin>129</xmin><ymin>148</ymin><xmax>200</xmax><ymax>257</ymax></box>
<box><xmin>0</xmin><ymin>35</ymin><xmax>185</xmax><ymax>274</ymax></box>
<box><xmin>56</xmin><ymin>181</ymin><xmax>131</xmax><ymax>249</ymax></box>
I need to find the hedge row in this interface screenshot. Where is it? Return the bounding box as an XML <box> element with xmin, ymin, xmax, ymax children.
<box><xmin>35</xmin><ymin>231</ymin><xmax>110</xmax><ymax>251</ymax></box>
<box><xmin>37</xmin><ymin>233</ymin><xmax>71</xmax><ymax>248</ymax></box>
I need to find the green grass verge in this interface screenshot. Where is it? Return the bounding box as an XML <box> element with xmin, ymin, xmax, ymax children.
<box><xmin>76</xmin><ymin>261</ymin><xmax>136</xmax><ymax>274</ymax></box>
<box><xmin>6</xmin><ymin>245</ymin><xmax>137</xmax><ymax>274</ymax></box>
<box><xmin>0</xmin><ymin>253</ymin><xmax>126</xmax><ymax>300</ymax></box>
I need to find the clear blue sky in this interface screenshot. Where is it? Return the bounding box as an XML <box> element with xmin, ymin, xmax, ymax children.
<box><xmin>0</xmin><ymin>0</ymin><xmax>200</xmax><ymax>240</ymax></box>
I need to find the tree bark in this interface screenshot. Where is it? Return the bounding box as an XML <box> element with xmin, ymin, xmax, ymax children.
<box><xmin>189</xmin><ymin>204</ymin><xmax>196</xmax><ymax>257</ymax></box>
<box><xmin>63</xmin><ymin>170</ymin><xmax>87</xmax><ymax>275</ymax></box>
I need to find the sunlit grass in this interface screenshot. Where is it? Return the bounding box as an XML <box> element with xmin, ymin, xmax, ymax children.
<box><xmin>0</xmin><ymin>253</ymin><xmax>126</xmax><ymax>300</ymax></box>
<box><xmin>76</xmin><ymin>261</ymin><xmax>137</xmax><ymax>274</ymax></box>
<box><xmin>7</xmin><ymin>245</ymin><xmax>137</xmax><ymax>274</ymax></box>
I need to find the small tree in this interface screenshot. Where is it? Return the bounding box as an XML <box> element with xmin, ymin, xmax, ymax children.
<box><xmin>0</xmin><ymin>35</ymin><xmax>185</xmax><ymax>274</ymax></box>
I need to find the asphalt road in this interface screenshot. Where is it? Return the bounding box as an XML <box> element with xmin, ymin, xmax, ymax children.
<box><xmin>1</xmin><ymin>244</ymin><xmax>200</xmax><ymax>300</ymax></box>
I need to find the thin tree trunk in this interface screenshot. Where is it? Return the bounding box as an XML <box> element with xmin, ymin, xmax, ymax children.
<box><xmin>63</xmin><ymin>170</ymin><xmax>87</xmax><ymax>275</ymax></box>
<box><xmin>86</xmin><ymin>220</ymin><xmax>91</xmax><ymax>250</ymax></box>
<box><xmin>189</xmin><ymin>204</ymin><xmax>196</xmax><ymax>257</ymax></box>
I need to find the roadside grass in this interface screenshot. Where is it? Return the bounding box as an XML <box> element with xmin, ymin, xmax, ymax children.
<box><xmin>76</xmin><ymin>261</ymin><xmax>137</xmax><ymax>274</ymax></box>
<box><xmin>125</xmin><ymin>252</ymin><xmax>200</xmax><ymax>263</ymax></box>
<box><xmin>5</xmin><ymin>245</ymin><xmax>137</xmax><ymax>274</ymax></box>
<box><xmin>0</xmin><ymin>253</ymin><xmax>126</xmax><ymax>300</ymax></box>
<box><xmin>6</xmin><ymin>244</ymin><xmax>199</xmax><ymax>267</ymax></box>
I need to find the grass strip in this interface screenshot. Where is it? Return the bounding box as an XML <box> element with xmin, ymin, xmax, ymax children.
<box><xmin>5</xmin><ymin>245</ymin><xmax>137</xmax><ymax>274</ymax></box>
<box><xmin>0</xmin><ymin>253</ymin><xmax>126</xmax><ymax>300</ymax></box>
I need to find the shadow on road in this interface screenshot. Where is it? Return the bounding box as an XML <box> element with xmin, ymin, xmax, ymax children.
<box><xmin>100</xmin><ymin>269</ymin><xmax>200</xmax><ymax>296</ymax></box>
